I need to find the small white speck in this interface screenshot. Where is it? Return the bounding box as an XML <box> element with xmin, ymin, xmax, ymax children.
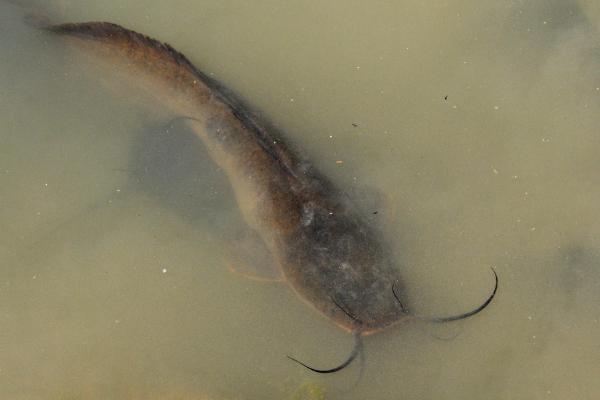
<box><xmin>530</xmin><ymin>226</ymin><xmax>536</xmax><ymax>231</ymax></box>
<box><xmin>115</xmin><ymin>188</ymin><xmax>121</xmax><ymax>192</ymax></box>
<box><xmin>452</xmin><ymin>105</ymin><xmax>457</xmax><ymax>109</ymax></box>
<box><xmin>596</xmin><ymin>87</ymin><xmax>599</xmax><ymax>91</ymax></box>
<box><xmin>543</xmin><ymin>21</ymin><xmax>547</xmax><ymax>25</ymax></box>
<box><xmin>512</xmin><ymin>175</ymin><xmax>519</xmax><ymax>180</ymax></box>
<box><xmin>355</xmin><ymin>65</ymin><xmax>361</xmax><ymax>70</ymax></box>
<box><xmin>290</xmin><ymin>98</ymin><xmax>295</xmax><ymax>102</ymax></box>
<box><xmin>527</xmin><ymin>315</ymin><xmax>532</xmax><ymax>320</ymax></box>
<box><xmin>532</xmin><ymin>335</ymin><xmax>536</xmax><ymax>339</ymax></box>
<box><xmin>161</xmin><ymin>268</ymin><xmax>168</xmax><ymax>274</ymax></box>
<box><xmin>32</xmin><ymin>275</ymin><xmax>37</xmax><ymax>280</ymax></box>
<box><xmin>492</xmin><ymin>168</ymin><xmax>499</xmax><ymax>175</ymax></box>
<box><xmin>329</xmin><ymin>135</ymin><xmax>333</xmax><ymax>139</ymax></box>
<box><xmin>328</xmin><ymin>212</ymin><xmax>333</xmax><ymax>216</ymax></box>
<box><xmin>493</xmin><ymin>105</ymin><xmax>500</xmax><ymax>110</ymax></box>
<box><xmin>541</xmin><ymin>137</ymin><xmax>550</xmax><ymax>143</ymax></box>
<box><xmin>43</xmin><ymin>183</ymin><xmax>48</xmax><ymax>187</ymax></box>
<box><xmin>114</xmin><ymin>319</ymin><xmax>120</xmax><ymax>324</ymax></box>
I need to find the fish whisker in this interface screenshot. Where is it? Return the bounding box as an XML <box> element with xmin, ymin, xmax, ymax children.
<box><xmin>287</xmin><ymin>331</ymin><xmax>362</xmax><ymax>374</ymax></box>
<box><xmin>393</xmin><ymin>268</ymin><xmax>498</xmax><ymax>323</ymax></box>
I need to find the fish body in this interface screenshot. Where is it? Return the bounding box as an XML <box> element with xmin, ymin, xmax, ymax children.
<box><xmin>47</xmin><ymin>21</ymin><xmax>406</xmax><ymax>333</ymax></box>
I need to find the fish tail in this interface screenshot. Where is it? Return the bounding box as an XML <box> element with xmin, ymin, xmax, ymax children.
<box><xmin>49</xmin><ymin>21</ymin><xmax>204</xmax><ymax>89</ymax></box>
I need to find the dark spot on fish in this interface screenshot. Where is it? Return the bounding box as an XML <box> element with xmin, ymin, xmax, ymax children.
<box><xmin>352</xmin><ymin>123</ymin><xmax>358</xmax><ymax>127</ymax></box>
<box><xmin>444</xmin><ymin>95</ymin><xmax>448</xmax><ymax>101</ymax></box>
<box><xmin>372</xmin><ymin>211</ymin><xmax>378</xmax><ymax>215</ymax></box>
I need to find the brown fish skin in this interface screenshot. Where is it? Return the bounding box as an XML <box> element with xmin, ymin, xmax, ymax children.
<box><xmin>45</xmin><ymin>21</ymin><xmax>408</xmax><ymax>334</ymax></box>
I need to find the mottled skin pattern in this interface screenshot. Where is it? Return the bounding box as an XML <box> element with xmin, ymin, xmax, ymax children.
<box><xmin>48</xmin><ymin>22</ymin><xmax>407</xmax><ymax>334</ymax></box>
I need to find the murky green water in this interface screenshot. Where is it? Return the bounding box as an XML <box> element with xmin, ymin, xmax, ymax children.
<box><xmin>2</xmin><ymin>1</ymin><xmax>600</xmax><ymax>399</ymax></box>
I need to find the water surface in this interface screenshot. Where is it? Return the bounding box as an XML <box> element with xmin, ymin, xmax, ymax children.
<box><xmin>1</xmin><ymin>1</ymin><xmax>600</xmax><ymax>399</ymax></box>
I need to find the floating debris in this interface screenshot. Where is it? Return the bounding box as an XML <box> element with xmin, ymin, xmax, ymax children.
<box><xmin>289</xmin><ymin>382</ymin><xmax>326</xmax><ymax>400</ymax></box>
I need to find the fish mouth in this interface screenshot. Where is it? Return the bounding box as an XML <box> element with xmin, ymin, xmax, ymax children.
<box><xmin>332</xmin><ymin>312</ymin><xmax>411</xmax><ymax>336</ymax></box>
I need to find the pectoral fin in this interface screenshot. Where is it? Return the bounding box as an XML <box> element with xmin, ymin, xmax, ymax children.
<box><xmin>225</xmin><ymin>229</ymin><xmax>284</xmax><ymax>283</ymax></box>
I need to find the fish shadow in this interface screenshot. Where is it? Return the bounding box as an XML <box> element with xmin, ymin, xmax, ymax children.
<box><xmin>127</xmin><ymin>118</ymin><xmax>240</xmax><ymax>231</ymax></box>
